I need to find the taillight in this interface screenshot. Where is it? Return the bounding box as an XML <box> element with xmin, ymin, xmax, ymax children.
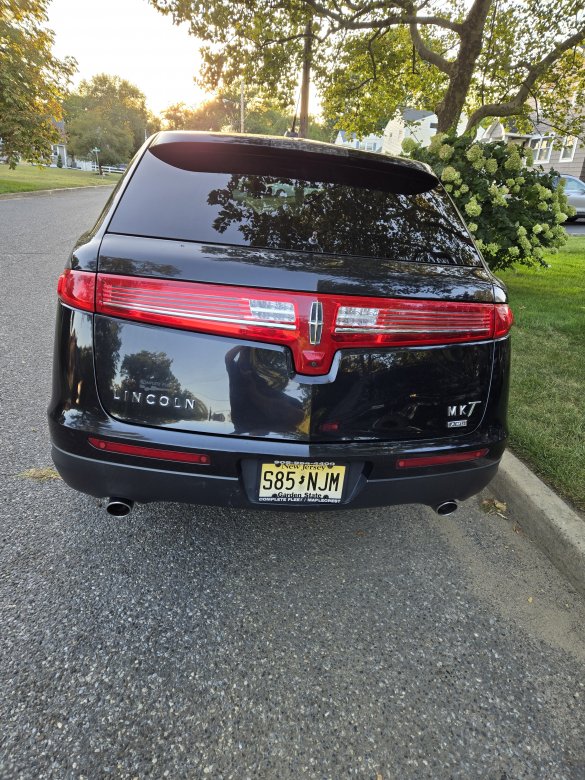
<box><xmin>493</xmin><ymin>304</ymin><xmax>514</xmax><ymax>338</ymax></box>
<box><xmin>58</xmin><ymin>271</ymin><xmax>513</xmax><ymax>376</ymax></box>
<box><xmin>96</xmin><ymin>275</ymin><xmax>298</xmax><ymax>339</ymax></box>
<box><xmin>396</xmin><ymin>449</ymin><xmax>489</xmax><ymax>469</ymax></box>
<box><xmin>57</xmin><ymin>269</ymin><xmax>96</xmax><ymax>311</ymax></box>
<box><xmin>334</xmin><ymin>300</ymin><xmax>494</xmax><ymax>345</ymax></box>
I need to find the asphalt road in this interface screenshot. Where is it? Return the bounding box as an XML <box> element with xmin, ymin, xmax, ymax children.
<box><xmin>1</xmin><ymin>187</ymin><xmax>585</xmax><ymax>779</ymax></box>
<box><xmin>565</xmin><ymin>221</ymin><xmax>585</xmax><ymax>236</ymax></box>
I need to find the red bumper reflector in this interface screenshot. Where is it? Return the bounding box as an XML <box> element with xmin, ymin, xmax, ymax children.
<box><xmin>88</xmin><ymin>437</ymin><xmax>210</xmax><ymax>465</ymax></box>
<box><xmin>396</xmin><ymin>449</ymin><xmax>489</xmax><ymax>469</ymax></box>
<box><xmin>319</xmin><ymin>421</ymin><xmax>340</xmax><ymax>433</ymax></box>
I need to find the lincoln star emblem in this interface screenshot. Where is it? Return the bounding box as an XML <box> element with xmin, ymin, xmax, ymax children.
<box><xmin>309</xmin><ymin>301</ymin><xmax>324</xmax><ymax>345</ymax></box>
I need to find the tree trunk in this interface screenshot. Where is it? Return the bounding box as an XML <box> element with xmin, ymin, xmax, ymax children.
<box><xmin>435</xmin><ymin>0</ymin><xmax>493</xmax><ymax>133</ymax></box>
<box><xmin>299</xmin><ymin>20</ymin><xmax>312</xmax><ymax>138</ymax></box>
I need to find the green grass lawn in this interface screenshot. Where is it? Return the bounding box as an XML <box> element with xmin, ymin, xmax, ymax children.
<box><xmin>497</xmin><ymin>236</ymin><xmax>585</xmax><ymax>511</ymax></box>
<box><xmin>0</xmin><ymin>164</ymin><xmax>120</xmax><ymax>194</ymax></box>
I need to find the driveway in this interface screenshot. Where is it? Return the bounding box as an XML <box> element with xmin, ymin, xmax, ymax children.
<box><xmin>1</xmin><ymin>188</ymin><xmax>585</xmax><ymax>778</ymax></box>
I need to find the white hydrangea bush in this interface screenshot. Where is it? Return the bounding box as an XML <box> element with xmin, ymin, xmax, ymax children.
<box><xmin>402</xmin><ymin>134</ymin><xmax>572</xmax><ymax>270</ymax></box>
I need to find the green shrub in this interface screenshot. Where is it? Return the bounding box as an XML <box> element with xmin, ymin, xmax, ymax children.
<box><xmin>403</xmin><ymin>134</ymin><xmax>572</xmax><ymax>270</ymax></box>
<box><xmin>56</xmin><ymin>154</ymin><xmax>63</xmax><ymax>168</ymax></box>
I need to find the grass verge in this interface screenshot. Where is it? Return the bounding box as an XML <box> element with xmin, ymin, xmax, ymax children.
<box><xmin>0</xmin><ymin>164</ymin><xmax>120</xmax><ymax>194</ymax></box>
<box><xmin>497</xmin><ymin>236</ymin><xmax>585</xmax><ymax>511</ymax></box>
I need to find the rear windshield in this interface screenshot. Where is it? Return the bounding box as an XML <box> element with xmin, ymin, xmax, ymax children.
<box><xmin>108</xmin><ymin>147</ymin><xmax>479</xmax><ymax>265</ymax></box>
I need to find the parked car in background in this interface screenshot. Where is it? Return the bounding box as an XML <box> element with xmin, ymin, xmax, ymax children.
<box><xmin>49</xmin><ymin>132</ymin><xmax>512</xmax><ymax>517</ymax></box>
<box><xmin>561</xmin><ymin>175</ymin><xmax>585</xmax><ymax>221</ymax></box>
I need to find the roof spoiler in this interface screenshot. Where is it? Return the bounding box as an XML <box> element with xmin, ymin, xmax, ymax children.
<box><xmin>148</xmin><ymin>132</ymin><xmax>439</xmax><ymax>195</ymax></box>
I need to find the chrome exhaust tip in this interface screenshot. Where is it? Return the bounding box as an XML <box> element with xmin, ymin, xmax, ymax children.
<box><xmin>435</xmin><ymin>500</ymin><xmax>458</xmax><ymax>516</ymax></box>
<box><xmin>106</xmin><ymin>497</ymin><xmax>134</xmax><ymax>517</ymax></box>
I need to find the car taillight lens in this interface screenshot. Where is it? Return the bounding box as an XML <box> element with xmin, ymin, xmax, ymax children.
<box><xmin>96</xmin><ymin>275</ymin><xmax>298</xmax><ymax>339</ymax></box>
<box><xmin>57</xmin><ymin>269</ymin><xmax>96</xmax><ymax>311</ymax></box>
<box><xmin>58</xmin><ymin>270</ymin><xmax>513</xmax><ymax>376</ymax></box>
<box><xmin>494</xmin><ymin>304</ymin><xmax>514</xmax><ymax>338</ymax></box>
<box><xmin>334</xmin><ymin>301</ymin><xmax>494</xmax><ymax>345</ymax></box>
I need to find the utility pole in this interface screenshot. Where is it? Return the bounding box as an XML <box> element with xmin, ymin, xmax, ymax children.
<box><xmin>91</xmin><ymin>147</ymin><xmax>102</xmax><ymax>176</ymax></box>
<box><xmin>299</xmin><ymin>19</ymin><xmax>312</xmax><ymax>138</ymax></box>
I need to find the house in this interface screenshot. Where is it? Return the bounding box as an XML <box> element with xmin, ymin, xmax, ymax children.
<box><xmin>479</xmin><ymin>119</ymin><xmax>585</xmax><ymax>181</ymax></box>
<box><xmin>382</xmin><ymin>109</ymin><xmax>437</xmax><ymax>155</ymax></box>
<box><xmin>334</xmin><ymin>130</ymin><xmax>383</xmax><ymax>153</ymax></box>
<box><xmin>50</xmin><ymin>120</ymin><xmax>68</xmax><ymax>167</ymax></box>
<box><xmin>334</xmin><ymin>109</ymin><xmax>467</xmax><ymax>157</ymax></box>
<box><xmin>382</xmin><ymin>109</ymin><xmax>468</xmax><ymax>155</ymax></box>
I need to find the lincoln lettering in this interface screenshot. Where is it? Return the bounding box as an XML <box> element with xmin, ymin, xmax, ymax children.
<box><xmin>113</xmin><ymin>389</ymin><xmax>197</xmax><ymax>410</ymax></box>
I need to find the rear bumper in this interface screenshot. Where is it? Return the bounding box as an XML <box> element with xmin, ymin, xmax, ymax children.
<box><xmin>51</xmin><ymin>441</ymin><xmax>501</xmax><ymax>511</ymax></box>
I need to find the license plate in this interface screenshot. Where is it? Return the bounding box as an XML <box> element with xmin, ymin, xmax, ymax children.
<box><xmin>258</xmin><ymin>461</ymin><xmax>346</xmax><ymax>504</ymax></box>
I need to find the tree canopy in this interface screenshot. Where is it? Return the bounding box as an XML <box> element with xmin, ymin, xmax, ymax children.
<box><xmin>0</xmin><ymin>0</ymin><xmax>76</xmax><ymax>167</ymax></box>
<box><xmin>65</xmin><ymin>74</ymin><xmax>158</xmax><ymax>165</ymax></box>
<box><xmin>150</xmin><ymin>0</ymin><xmax>585</xmax><ymax>138</ymax></box>
<box><xmin>161</xmin><ymin>91</ymin><xmax>333</xmax><ymax>140</ymax></box>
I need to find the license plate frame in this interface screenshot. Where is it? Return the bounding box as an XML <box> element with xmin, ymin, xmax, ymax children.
<box><xmin>258</xmin><ymin>461</ymin><xmax>347</xmax><ymax>504</ymax></box>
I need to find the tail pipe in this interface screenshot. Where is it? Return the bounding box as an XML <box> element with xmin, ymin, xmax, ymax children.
<box><xmin>435</xmin><ymin>500</ymin><xmax>458</xmax><ymax>516</ymax></box>
<box><xmin>106</xmin><ymin>497</ymin><xmax>134</xmax><ymax>517</ymax></box>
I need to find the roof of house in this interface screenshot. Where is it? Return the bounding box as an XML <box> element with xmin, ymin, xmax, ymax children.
<box><xmin>401</xmin><ymin>109</ymin><xmax>435</xmax><ymax>122</ymax></box>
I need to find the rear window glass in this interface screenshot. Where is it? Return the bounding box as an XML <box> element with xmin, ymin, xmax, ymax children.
<box><xmin>108</xmin><ymin>148</ymin><xmax>478</xmax><ymax>265</ymax></box>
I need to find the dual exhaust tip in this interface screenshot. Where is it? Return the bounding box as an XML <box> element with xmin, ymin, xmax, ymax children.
<box><xmin>435</xmin><ymin>500</ymin><xmax>458</xmax><ymax>516</ymax></box>
<box><xmin>106</xmin><ymin>497</ymin><xmax>134</xmax><ymax>517</ymax></box>
<box><xmin>104</xmin><ymin>496</ymin><xmax>458</xmax><ymax>517</ymax></box>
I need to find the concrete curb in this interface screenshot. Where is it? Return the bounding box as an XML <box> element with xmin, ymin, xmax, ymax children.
<box><xmin>0</xmin><ymin>184</ymin><xmax>115</xmax><ymax>201</ymax></box>
<box><xmin>491</xmin><ymin>450</ymin><xmax>585</xmax><ymax>597</ymax></box>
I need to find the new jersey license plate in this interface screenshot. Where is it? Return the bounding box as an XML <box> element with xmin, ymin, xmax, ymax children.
<box><xmin>258</xmin><ymin>462</ymin><xmax>346</xmax><ymax>504</ymax></box>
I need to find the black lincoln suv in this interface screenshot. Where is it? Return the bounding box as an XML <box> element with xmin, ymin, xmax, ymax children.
<box><xmin>49</xmin><ymin>132</ymin><xmax>512</xmax><ymax>516</ymax></box>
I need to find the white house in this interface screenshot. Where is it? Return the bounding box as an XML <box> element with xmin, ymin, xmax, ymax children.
<box><xmin>382</xmin><ymin>109</ymin><xmax>468</xmax><ymax>155</ymax></box>
<box><xmin>50</xmin><ymin>120</ymin><xmax>68</xmax><ymax>167</ymax></box>
<box><xmin>334</xmin><ymin>109</ymin><xmax>467</xmax><ymax>157</ymax></box>
<box><xmin>334</xmin><ymin>130</ymin><xmax>384</xmax><ymax>153</ymax></box>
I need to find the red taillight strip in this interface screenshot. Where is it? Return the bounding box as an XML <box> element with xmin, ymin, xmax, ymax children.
<box><xmin>59</xmin><ymin>270</ymin><xmax>513</xmax><ymax>376</ymax></box>
<box><xmin>396</xmin><ymin>449</ymin><xmax>489</xmax><ymax>469</ymax></box>
<box><xmin>100</xmin><ymin>286</ymin><xmax>296</xmax><ymax>329</ymax></box>
<box><xmin>88</xmin><ymin>437</ymin><xmax>210</xmax><ymax>464</ymax></box>
<box><xmin>97</xmin><ymin>275</ymin><xmax>298</xmax><ymax>333</ymax></box>
<box><xmin>335</xmin><ymin>301</ymin><xmax>494</xmax><ymax>340</ymax></box>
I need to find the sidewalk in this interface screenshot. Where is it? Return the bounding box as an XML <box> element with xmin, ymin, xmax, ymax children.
<box><xmin>489</xmin><ymin>450</ymin><xmax>585</xmax><ymax>597</ymax></box>
<box><xmin>0</xmin><ymin>184</ymin><xmax>115</xmax><ymax>200</ymax></box>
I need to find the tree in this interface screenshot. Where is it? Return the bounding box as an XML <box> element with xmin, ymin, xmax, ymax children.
<box><xmin>149</xmin><ymin>0</ymin><xmax>585</xmax><ymax>137</ymax></box>
<box><xmin>161</xmin><ymin>92</ymin><xmax>332</xmax><ymax>139</ymax></box>
<box><xmin>161</xmin><ymin>96</ymin><xmax>239</xmax><ymax>132</ymax></box>
<box><xmin>66</xmin><ymin>109</ymin><xmax>134</xmax><ymax>167</ymax></box>
<box><xmin>0</xmin><ymin>0</ymin><xmax>76</xmax><ymax>167</ymax></box>
<box><xmin>65</xmin><ymin>74</ymin><xmax>158</xmax><ymax>164</ymax></box>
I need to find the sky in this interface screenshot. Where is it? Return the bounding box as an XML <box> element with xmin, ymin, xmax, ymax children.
<box><xmin>48</xmin><ymin>0</ymin><xmax>210</xmax><ymax>115</ymax></box>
